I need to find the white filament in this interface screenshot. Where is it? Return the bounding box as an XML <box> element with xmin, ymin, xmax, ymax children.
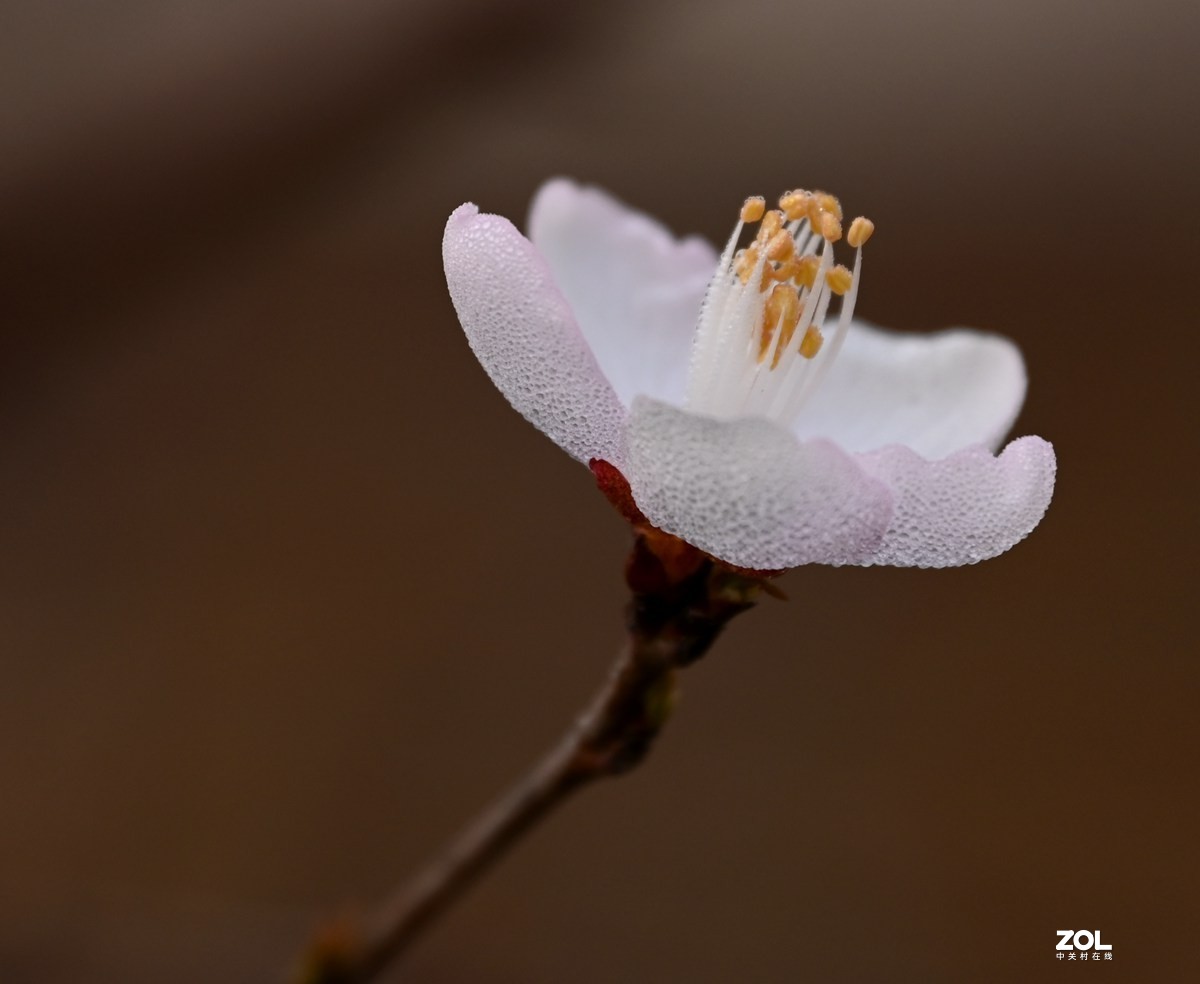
<box><xmin>685</xmin><ymin>212</ymin><xmax>861</xmax><ymax>427</ymax></box>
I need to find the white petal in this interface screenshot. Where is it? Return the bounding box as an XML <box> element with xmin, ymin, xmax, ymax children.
<box><xmin>443</xmin><ymin>203</ymin><xmax>627</xmax><ymax>465</ymax></box>
<box><xmin>528</xmin><ymin>179</ymin><xmax>717</xmax><ymax>408</ymax></box>
<box><xmin>624</xmin><ymin>397</ymin><xmax>893</xmax><ymax>570</ymax></box>
<box><xmin>856</xmin><ymin>437</ymin><xmax>1056</xmax><ymax>568</ymax></box>
<box><xmin>792</xmin><ymin>322</ymin><xmax>1028</xmax><ymax>458</ymax></box>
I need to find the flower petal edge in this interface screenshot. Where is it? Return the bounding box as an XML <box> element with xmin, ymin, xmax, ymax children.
<box><xmin>528</xmin><ymin>179</ymin><xmax>717</xmax><ymax>408</ymax></box>
<box><xmin>854</xmin><ymin>436</ymin><xmax>1057</xmax><ymax>567</ymax></box>
<box><xmin>793</xmin><ymin>323</ymin><xmax>1029</xmax><ymax>458</ymax></box>
<box><xmin>623</xmin><ymin>397</ymin><xmax>894</xmax><ymax>570</ymax></box>
<box><xmin>442</xmin><ymin>202</ymin><xmax>627</xmax><ymax>466</ymax></box>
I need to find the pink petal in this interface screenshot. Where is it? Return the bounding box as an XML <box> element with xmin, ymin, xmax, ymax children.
<box><xmin>855</xmin><ymin>437</ymin><xmax>1057</xmax><ymax>567</ymax></box>
<box><xmin>624</xmin><ymin>397</ymin><xmax>894</xmax><ymax>570</ymax></box>
<box><xmin>793</xmin><ymin>323</ymin><xmax>1028</xmax><ymax>458</ymax></box>
<box><xmin>443</xmin><ymin>203</ymin><xmax>627</xmax><ymax>466</ymax></box>
<box><xmin>528</xmin><ymin>179</ymin><xmax>716</xmax><ymax>408</ymax></box>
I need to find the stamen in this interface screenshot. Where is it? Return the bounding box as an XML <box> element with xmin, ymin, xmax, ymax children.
<box><xmin>762</xmin><ymin>237</ymin><xmax>834</xmax><ymax>420</ymax></box>
<box><xmin>847</xmin><ymin>216</ymin><xmax>875</xmax><ymax>248</ymax></box>
<box><xmin>758</xmin><ymin>209</ymin><xmax>784</xmax><ymax>242</ymax></box>
<box><xmin>741</xmin><ymin>196</ymin><xmax>766</xmax><ymax>223</ymax></box>
<box><xmin>778</xmin><ymin>225</ymin><xmax>867</xmax><ymax>419</ymax></box>
<box><xmin>760</xmin><ymin>283</ymin><xmax>801</xmax><ymax>366</ymax></box>
<box><xmin>685</xmin><ymin>207</ymin><xmax>749</xmax><ymax>406</ymax></box>
<box><xmin>794</xmin><ymin>254</ymin><xmax>820</xmax><ymax>288</ymax></box>
<box><xmin>771</xmin><ymin>257</ymin><xmax>800</xmax><ymax>282</ymax></box>
<box><xmin>686</xmin><ymin>186</ymin><xmax>875</xmax><ymax>422</ymax></box>
<box><xmin>771</xmin><ymin>318</ymin><xmax>802</xmax><ymax>370</ymax></box>
<box><xmin>765</xmin><ymin>230</ymin><xmax>795</xmax><ymax>262</ymax></box>
<box><xmin>779</xmin><ymin>189</ymin><xmax>811</xmax><ymax>221</ymax></box>
<box><xmin>799</xmin><ymin>325</ymin><xmax>824</xmax><ymax>359</ymax></box>
<box><xmin>734</xmin><ymin>245</ymin><xmax>760</xmax><ymax>284</ymax></box>
<box><xmin>825</xmin><ymin>265</ymin><xmax>853</xmax><ymax>296</ymax></box>
<box><xmin>806</xmin><ymin>196</ymin><xmax>824</xmax><ymax>228</ymax></box>
<box><xmin>819</xmin><ymin>212</ymin><xmax>843</xmax><ymax>242</ymax></box>
<box><xmin>815</xmin><ymin>192</ymin><xmax>842</xmax><ymax>221</ymax></box>
<box><xmin>709</xmin><ymin>242</ymin><xmax>772</xmax><ymax>409</ymax></box>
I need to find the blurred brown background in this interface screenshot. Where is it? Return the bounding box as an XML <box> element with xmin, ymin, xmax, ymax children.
<box><xmin>1</xmin><ymin>1</ymin><xmax>1197</xmax><ymax>981</ymax></box>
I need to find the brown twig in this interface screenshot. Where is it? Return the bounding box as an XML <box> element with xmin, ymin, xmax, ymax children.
<box><xmin>294</xmin><ymin>532</ymin><xmax>768</xmax><ymax>984</ymax></box>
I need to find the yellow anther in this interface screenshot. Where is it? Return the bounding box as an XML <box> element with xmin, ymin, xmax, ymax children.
<box><xmin>765</xmin><ymin>230</ymin><xmax>795</xmax><ymax>262</ymax></box>
<box><xmin>772</xmin><ymin>256</ymin><xmax>800</xmax><ymax>283</ymax></box>
<box><xmin>761</xmin><ymin>283</ymin><xmax>801</xmax><ymax>365</ymax></box>
<box><xmin>772</xmin><ymin>323</ymin><xmax>799</xmax><ymax>369</ymax></box>
<box><xmin>794</xmin><ymin>254</ymin><xmax>820</xmax><ymax>288</ymax></box>
<box><xmin>779</xmin><ymin>189</ymin><xmax>811</xmax><ymax>221</ymax></box>
<box><xmin>799</xmin><ymin>325</ymin><xmax>824</xmax><ymax>359</ymax></box>
<box><xmin>806</xmin><ymin>196</ymin><xmax>825</xmax><ymax>228</ymax></box>
<box><xmin>771</xmin><ymin>306</ymin><xmax>805</xmax><ymax>369</ymax></box>
<box><xmin>815</xmin><ymin>192</ymin><xmax>843</xmax><ymax>221</ymax></box>
<box><xmin>825</xmin><ymin>264</ymin><xmax>853</xmax><ymax>296</ymax></box>
<box><xmin>734</xmin><ymin>245</ymin><xmax>760</xmax><ymax>284</ymax></box>
<box><xmin>741</xmin><ymin>196</ymin><xmax>766</xmax><ymax>223</ymax></box>
<box><xmin>820</xmin><ymin>212</ymin><xmax>843</xmax><ymax>242</ymax></box>
<box><xmin>758</xmin><ymin>209</ymin><xmax>784</xmax><ymax>241</ymax></box>
<box><xmin>758</xmin><ymin>317</ymin><xmax>777</xmax><ymax>362</ymax></box>
<box><xmin>847</xmin><ymin>216</ymin><xmax>875</xmax><ymax>248</ymax></box>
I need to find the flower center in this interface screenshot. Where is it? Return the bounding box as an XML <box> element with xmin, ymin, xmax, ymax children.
<box><xmin>685</xmin><ymin>189</ymin><xmax>874</xmax><ymax>423</ymax></box>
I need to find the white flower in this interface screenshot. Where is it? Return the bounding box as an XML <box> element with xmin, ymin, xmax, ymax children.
<box><xmin>443</xmin><ymin>179</ymin><xmax>1055</xmax><ymax>571</ymax></box>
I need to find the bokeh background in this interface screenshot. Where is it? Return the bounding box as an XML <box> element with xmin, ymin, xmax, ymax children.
<box><xmin>2</xmin><ymin>1</ymin><xmax>1197</xmax><ymax>981</ymax></box>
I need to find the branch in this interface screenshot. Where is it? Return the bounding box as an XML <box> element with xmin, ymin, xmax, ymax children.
<box><xmin>294</xmin><ymin>531</ymin><xmax>769</xmax><ymax>984</ymax></box>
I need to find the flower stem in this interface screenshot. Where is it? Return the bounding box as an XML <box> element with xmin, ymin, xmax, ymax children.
<box><xmin>294</xmin><ymin>534</ymin><xmax>767</xmax><ymax>984</ymax></box>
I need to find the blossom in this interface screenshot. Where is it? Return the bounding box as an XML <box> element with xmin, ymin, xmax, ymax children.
<box><xmin>442</xmin><ymin>179</ymin><xmax>1055</xmax><ymax>571</ymax></box>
